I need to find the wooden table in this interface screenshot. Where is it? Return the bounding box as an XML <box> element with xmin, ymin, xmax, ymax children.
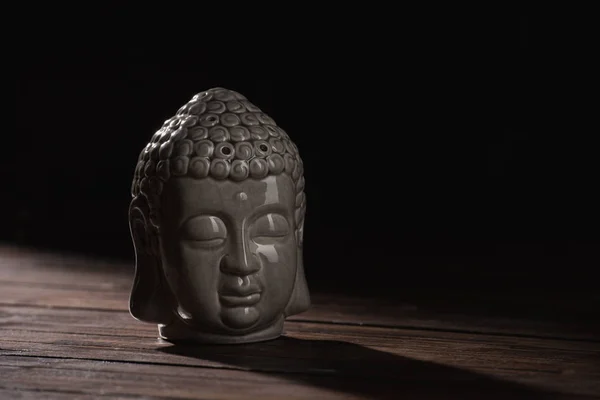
<box><xmin>1</xmin><ymin>245</ymin><xmax>598</xmax><ymax>399</ymax></box>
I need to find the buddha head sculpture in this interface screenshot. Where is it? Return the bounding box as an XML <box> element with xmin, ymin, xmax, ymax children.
<box><xmin>129</xmin><ymin>88</ymin><xmax>309</xmax><ymax>344</ymax></box>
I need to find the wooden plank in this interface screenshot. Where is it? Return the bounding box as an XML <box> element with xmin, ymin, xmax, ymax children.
<box><xmin>3</xmin><ymin>245</ymin><xmax>598</xmax><ymax>320</ymax></box>
<box><xmin>1</xmin><ymin>307</ymin><xmax>599</xmax><ymax>397</ymax></box>
<box><xmin>1</xmin><ymin>247</ymin><xmax>599</xmax><ymax>398</ymax></box>
<box><xmin>2</xmin><ymin>305</ymin><xmax>599</xmax><ymax>355</ymax></box>
<box><xmin>0</xmin><ymin>245</ymin><xmax>132</xmax><ymax>290</ymax></box>
<box><xmin>3</xmin><ymin>323</ymin><xmax>599</xmax><ymax>377</ymax></box>
<box><xmin>1</xmin><ymin>244</ymin><xmax>598</xmax><ymax>329</ymax></box>
<box><xmin>0</xmin><ymin>388</ymin><xmax>110</xmax><ymax>400</ymax></box>
<box><xmin>1</xmin><ymin>282</ymin><xmax>597</xmax><ymax>342</ymax></box>
<box><xmin>2</xmin><ymin>245</ymin><xmax>599</xmax><ymax>341</ymax></box>
<box><xmin>0</xmin><ymin>283</ymin><xmax>128</xmax><ymax>311</ymax></box>
<box><xmin>0</xmin><ymin>357</ymin><xmax>364</xmax><ymax>400</ymax></box>
<box><xmin>293</xmin><ymin>297</ymin><xmax>600</xmax><ymax>342</ymax></box>
<box><xmin>1</xmin><ymin>356</ymin><xmax>595</xmax><ymax>400</ymax></box>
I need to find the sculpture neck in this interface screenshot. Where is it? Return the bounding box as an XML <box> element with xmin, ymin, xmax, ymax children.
<box><xmin>157</xmin><ymin>316</ymin><xmax>285</xmax><ymax>344</ymax></box>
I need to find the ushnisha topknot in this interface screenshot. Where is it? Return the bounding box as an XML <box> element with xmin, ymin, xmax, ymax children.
<box><xmin>131</xmin><ymin>87</ymin><xmax>306</xmax><ymax>240</ymax></box>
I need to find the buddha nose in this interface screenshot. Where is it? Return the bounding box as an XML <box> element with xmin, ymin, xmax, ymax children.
<box><xmin>220</xmin><ymin>249</ymin><xmax>260</xmax><ymax>276</ymax></box>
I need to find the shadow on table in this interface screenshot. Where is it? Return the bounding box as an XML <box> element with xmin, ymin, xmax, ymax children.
<box><xmin>157</xmin><ymin>336</ymin><xmax>565</xmax><ymax>400</ymax></box>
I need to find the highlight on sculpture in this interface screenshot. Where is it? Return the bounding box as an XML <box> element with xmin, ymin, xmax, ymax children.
<box><xmin>128</xmin><ymin>87</ymin><xmax>310</xmax><ymax>344</ymax></box>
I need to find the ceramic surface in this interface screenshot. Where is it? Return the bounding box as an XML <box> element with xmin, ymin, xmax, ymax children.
<box><xmin>129</xmin><ymin>88</ymin><xmax>309</xmax><ymax>343</ymax></box>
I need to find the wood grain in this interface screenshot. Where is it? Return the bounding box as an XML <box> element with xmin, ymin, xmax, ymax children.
<box><xmin>1</xmin><ymin>355</ymin><xmax>596</xmax><ymax>400</ymax></box>
<box><xmin>1</xmin><ymin>282</ymin><xmax>597</xmax><ymax>342</ymax></box>
<box><xmin>0</xmin><ymin>245</ymin><xmax>599</xmax><ymax>399</ymax></box>
<box><xmin>0</xmin><ymin>245</ymin><xmax>131</xmax><ymax>290</ymax></box>
<box><xmin>1</xmin><ymin>306</ymin><xmax>599</xmax><ymax>397</ymax></box>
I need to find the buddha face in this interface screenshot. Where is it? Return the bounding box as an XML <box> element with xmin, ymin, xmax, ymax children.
<box><xmin>157</xmin><ymin>174</ymin><xmax>298</xmax><ymax>334</ymax></box>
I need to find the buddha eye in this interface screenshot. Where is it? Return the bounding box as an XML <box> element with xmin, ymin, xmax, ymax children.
<box><xmin>182</xmin><ymin>215</ymin><xmax>227</xmax><ymax>246</ymax></box>
<box><xmin>251</xmin><ymin>213</ymin><xmax>290</xmax><ymax>240</ymax></box>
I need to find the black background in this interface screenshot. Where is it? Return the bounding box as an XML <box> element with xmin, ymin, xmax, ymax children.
<box><xmin>8</xmin><ymin>12</ymin><xmax>599</xmax><ymax>303</ymax></box>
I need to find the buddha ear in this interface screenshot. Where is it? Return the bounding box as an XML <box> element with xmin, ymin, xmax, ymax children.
<box><xmin>285</xmin><ymin>223</ymin><xmax>311</xmax><ymax>316</ymax></box>
<box><xmin>128</xmin><ymin>197</ymin><xmax>173</xmax><ymax>325</ymax></box>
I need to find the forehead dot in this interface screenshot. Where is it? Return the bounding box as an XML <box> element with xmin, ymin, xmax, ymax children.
<box><xmin>236</xmin><ymin>191</ymin><xmax>248</xmax><ymax>201</ymax></box>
